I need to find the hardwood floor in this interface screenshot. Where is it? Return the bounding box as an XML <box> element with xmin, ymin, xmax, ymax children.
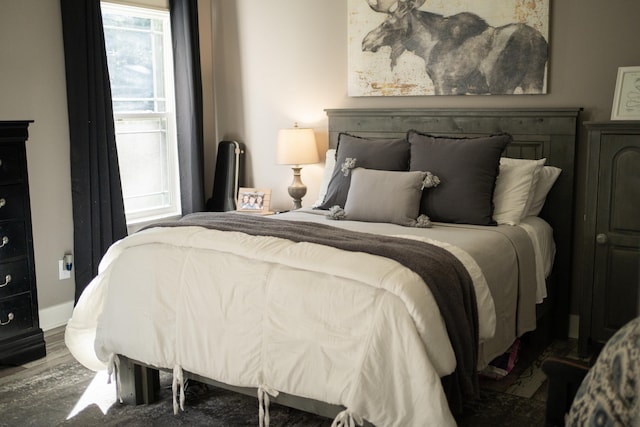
<box><xmin>0</xmin><ymin>325</ymin><xmax>72</xmax><ymax>384</ymax></box>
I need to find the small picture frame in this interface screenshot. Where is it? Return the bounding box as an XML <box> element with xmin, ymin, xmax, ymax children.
<box><xmin>611</xmin><ymin>66</ymin><xmax>640</xmax><ymax>120</ymax></box>
<box><xmin>237</xmin><ymin>188</ymin><xmax>272</xmax><ymax>214</ymax></box>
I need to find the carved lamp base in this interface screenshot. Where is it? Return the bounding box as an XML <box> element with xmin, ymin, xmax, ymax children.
<box><xmin>287</xmin><ymin>166</ymin><xmax>307</xmax><ymax>210</ymax></box>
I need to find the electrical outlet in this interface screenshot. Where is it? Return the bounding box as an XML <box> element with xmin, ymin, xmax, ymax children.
<box><xmin>58</xmin><ymin>260</ymin><xmax>71</xmax><ymax>280</ymax></box>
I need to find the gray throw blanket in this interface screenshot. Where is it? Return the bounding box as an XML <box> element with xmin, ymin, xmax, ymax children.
<box><xmin>148</xmin><ymin>212</ymin><xmax>479</xmax><ymax>415</ymax></box>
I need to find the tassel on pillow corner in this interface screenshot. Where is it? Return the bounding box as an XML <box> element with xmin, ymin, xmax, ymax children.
<box><xmin>326</xmin><ymin>205</ymin><xmax>346</xmax><ymax>220</ymax></box>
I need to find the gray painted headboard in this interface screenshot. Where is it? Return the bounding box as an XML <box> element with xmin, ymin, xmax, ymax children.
<box><xmin>325</xmin><ymin>107</ymin><xmax>581</xmax><ymax>337</ymax></box>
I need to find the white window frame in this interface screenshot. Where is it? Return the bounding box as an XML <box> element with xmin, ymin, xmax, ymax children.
<box><xmin>102</xmin><ymin>2</ymin><xmax>181</xmax><ymax>225</ymax></box>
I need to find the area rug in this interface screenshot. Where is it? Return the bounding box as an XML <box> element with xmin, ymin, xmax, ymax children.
<box><xmin>0</xmin><ymin>359</ymin><xmax>545</xmax><ymax>426</ymax></box>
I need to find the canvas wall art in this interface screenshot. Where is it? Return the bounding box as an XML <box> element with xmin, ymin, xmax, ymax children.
<box><xmin>348</xmin><ymin>0</ymin><xmax>549</xmax><ymax>96</ymax></box>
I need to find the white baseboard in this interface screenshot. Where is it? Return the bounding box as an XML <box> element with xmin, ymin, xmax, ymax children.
<box><xmin>569</xmin><ymin>314</ymin><xmax>579</xmax><ymax>339</ymax></box>
<box><xmin>39</xmin><ymin>300</ymin><xmax>74</xmax><ymax>331</ymax></box>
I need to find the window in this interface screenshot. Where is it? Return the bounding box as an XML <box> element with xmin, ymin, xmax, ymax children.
<box><xmin>101</xmin><ymin>2</ymin><xmax>180</xmax><ymax>224</ymax></box>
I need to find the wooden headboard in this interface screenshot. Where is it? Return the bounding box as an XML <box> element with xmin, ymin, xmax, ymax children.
<box><xmin>325</xmin><ymin>108</ymin><xmax>581</xmax><ymax>338</ymax></box>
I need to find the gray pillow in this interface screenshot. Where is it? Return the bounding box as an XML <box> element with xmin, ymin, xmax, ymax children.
<box><xmin>344</xmin><ymin>168</ymin><xmax>427</xmax><ymax>226</ymax></box>
<box><xmin>317</xmin><ymin>133</ymin><xmax>409</xmax><ymax>209</ymax></box>
<box><xmin>408</xmin><ymin>130</ymin><xmax>511</xmax><ymax>225</ymax></box>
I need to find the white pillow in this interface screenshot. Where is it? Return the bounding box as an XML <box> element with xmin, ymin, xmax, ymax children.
<box><xmin>343</xmin><ymin>168</ymin><xmax>426</xmax><ymax>227</ymax></box>
<box><xmin>493</xmin><ymin>157</ymin><xmax>546</xmax><ymax>225</ymax></box>
<box><xmin>522</xmin><ymin>159</ymin><xmax>546</xmax><ymax>217</ymax></box>
<box><xmin>313</xmin><ymin>149</ymin><xmax>336</xmax><ymax>207</ymax></box>
<box><xmin>526</xmin><ymin>166</ymin><xmax>561</xmax><ymax>217</ymax></box>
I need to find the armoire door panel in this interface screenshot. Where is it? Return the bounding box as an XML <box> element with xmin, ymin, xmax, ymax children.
<box><xmin>580</xmin><ymin>122</ymin><xmax>640</xmax><ymax>356</ymax></box>
<box><xmin>594</xmin><ymin>245</ymin><xmax>640</xmax><ymax>342</ymax></box>
<box><xmin>610</xmin><ymin>147</ymin><xmax>640</xmax><ymax>232</ymax></box>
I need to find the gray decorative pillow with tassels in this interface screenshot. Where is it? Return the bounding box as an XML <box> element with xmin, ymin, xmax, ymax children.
<box><xmin>327</xmin><ymin>168</ymin><xmax>439</xmax><ymax>228</ymax></box>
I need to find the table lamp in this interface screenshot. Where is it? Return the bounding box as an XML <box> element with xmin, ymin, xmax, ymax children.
<box><xmin>276</xmin><ymin>123</ymin><xmax>319</xmax><ymax>210</ymax></box>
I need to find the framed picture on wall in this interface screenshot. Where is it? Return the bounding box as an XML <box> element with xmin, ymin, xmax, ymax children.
<box><xmin>237</xmin><ymin>188</ymin><xmax>272</xmax><ymax>214</ymax></box>
<box><xmin>348</xmin><ymin>0</ymin><xmax>550</xmax><ymax>96</ymax></box>
<box><xmin>611</xmin><ymin>66</ymin><xmax>640</xmax><ymax>120</ymax></box>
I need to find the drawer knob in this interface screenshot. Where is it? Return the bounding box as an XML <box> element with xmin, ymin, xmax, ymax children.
<box><xmin>0</xmin><ymin>198</ymin><xmax>5</xmax><ymax>208</ymax></box>
<box><xmin>0</xmin><ymin>274</ymin><xmax>11</xmax><ymax>288</ymax></box>
<box><xmin>0</xmin><ymin>312</ymin><xmax>14</xmax><ymax>326</ymax></box>
<box><xmin>596</xmin><ymin>233</ymin><xmax>609</xmax><ymax>245</ymax></box>
<box><xmin>0</xmin><ymin>236</ymin><xmax>8</xmax><ymax>248</ymax></box>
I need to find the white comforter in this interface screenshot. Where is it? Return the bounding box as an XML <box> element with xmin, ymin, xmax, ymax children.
<box><xmin>65</xmin><ymin>214</ymin><xmax>505</xmax><ymax>426</ymax></box>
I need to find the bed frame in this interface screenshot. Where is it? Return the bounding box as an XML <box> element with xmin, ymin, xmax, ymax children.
<box><xmin>325</xmin><ymin>108</ymin><xmax>581</xmax><ymax>346</ymax></box>
<box><xmin>117</xmin><ymin>107</ymin><xmax>581</xmax><ymax>421</ymax></box>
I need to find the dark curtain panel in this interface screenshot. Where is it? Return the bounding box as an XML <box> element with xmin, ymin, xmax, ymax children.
<box><xmin>170</xmin><ymin>0</ymin><xmax>205</xmax><ymax>214</ymax></box>
<box><xmin>60</xmin><ymin>0</ymin><xmax>128</xmax><ymax>303</ymax></box>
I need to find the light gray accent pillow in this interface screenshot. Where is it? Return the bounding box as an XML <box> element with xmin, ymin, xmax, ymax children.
<box><xmin>408</xmin><ymin>130</ymin><xmax>511</xmax><ymax>225</ymax></box>
<box><xmin>343</xmin><ymin>168</ymin><xmax>427</xmax><ymax>227</ymax></box>
<box><xmin>317</xmin><ymin>133</ymin><xmax>410</xmax><ymax>210</ymax></box>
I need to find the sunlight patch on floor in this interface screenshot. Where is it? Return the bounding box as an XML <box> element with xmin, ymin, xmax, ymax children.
<box><xmin>67</xmin><ymin>370</ymin><xmax>116</xmax><ymax>419</ymax></box>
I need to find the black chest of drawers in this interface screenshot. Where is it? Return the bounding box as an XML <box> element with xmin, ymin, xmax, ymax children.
<box><xmin>0</xmin><ymin>121</ymin><xmax>46</xmax><ymax>365</ymax></box>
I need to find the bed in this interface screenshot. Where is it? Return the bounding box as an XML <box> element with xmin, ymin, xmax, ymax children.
<box><xmin>65</xmin><ymin>108</ymin><xmax>581</xmax><ymax>426</ymax></box>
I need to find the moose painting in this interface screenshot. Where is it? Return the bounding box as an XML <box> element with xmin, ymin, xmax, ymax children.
<box><xmin>348</xmin><ymin>0</ymin><xmax>549</xmax><ymax>96</ymax></box>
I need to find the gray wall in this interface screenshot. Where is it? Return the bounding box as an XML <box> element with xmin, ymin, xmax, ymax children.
<box><xmin>0</xmin><ymin>0</ymin><xmax>74</xmax><ymax>328</ymax></box>
<box><xmin>207</xmin><ymin>0</ymin><xmax>640</xmax><ymax>334</ymax></box>
<box><xmin>1</xmin><ymin>0</ymin><xmax>639</xmax><ymax>331</ymax></box>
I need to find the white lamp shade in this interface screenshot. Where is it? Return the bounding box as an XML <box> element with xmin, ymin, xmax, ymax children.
<box><xmin>276</xmin><ymin>127</ymin><xmax>319</xmax><ymax>165</ymax></box>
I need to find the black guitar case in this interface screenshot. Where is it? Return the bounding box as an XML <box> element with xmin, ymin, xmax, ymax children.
<box><xmin>206</xmin><ymin>140</ymin><xmax>245</xmax><ymax>211</ymax></box>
